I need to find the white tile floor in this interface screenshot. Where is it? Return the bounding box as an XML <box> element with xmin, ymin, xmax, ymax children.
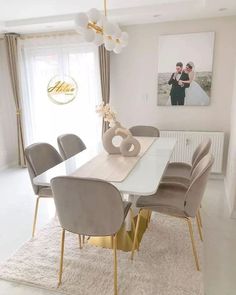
<box><xmin>0</xmin><ymin>168</ymin><xmax>236</xmax><ymax>295</ymax></box>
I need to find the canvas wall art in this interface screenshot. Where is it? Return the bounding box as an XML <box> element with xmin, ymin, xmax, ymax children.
<box><xmin>157</xmin><ymin>32</ymin><xmax>215</xmax><ymax>106</ymax></box>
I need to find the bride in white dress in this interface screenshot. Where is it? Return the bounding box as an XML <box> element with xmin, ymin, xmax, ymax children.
<box><xmin>179</xmin><ymin>62</ymin><xmax>210</xmax><ymax>106</ymax></box>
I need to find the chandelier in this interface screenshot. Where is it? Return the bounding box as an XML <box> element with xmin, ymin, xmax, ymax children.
<box><xmin>74</xmin><ymin>0</ymin><xmax>129</xmax><ymax>54</ymax></box>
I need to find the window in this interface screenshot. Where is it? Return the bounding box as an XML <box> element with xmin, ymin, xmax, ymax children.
<box><xmin>19</xmin><ymin>37</ymin><xmax>102</xmax><ymax>149</ymax></box>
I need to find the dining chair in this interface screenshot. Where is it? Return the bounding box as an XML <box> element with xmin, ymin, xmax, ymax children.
<box><xmin>131</xmin><ymin>154</ymin><xmax>214</xmax><ymax>271</ymax></box>
<box><xmin>57</xmin><ymin>133</ymin><xmax>86</xmax><ymax>160</ymax></box>
<box><xmin>161</xmin><ymin>139</ymin><xmax>211</xmax><ymax>229</ymax></box>
<box><xmin>25</xmin><ymin>143</ymin><xmax>63</xmax><ymax>237</ymax></box>
<box><xmin>163</xmin><ymin>138</ymin><xmax>211</xmax><ymax>182</ymax></box>
<box><xmin>129</xmin><ymin>125</ymin><xmax>160</xmax><ymax>137</ymax></box>
<box><xmin>51</xmin><ymin>176</ymin><xmax>132</xmax><ymax>294</ymax></box>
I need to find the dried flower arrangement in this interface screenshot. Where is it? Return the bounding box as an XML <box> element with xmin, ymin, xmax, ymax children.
<box><xmin>96</xmin><ymin>103</ymin><xmax>117</xmax><ymax>126</ymax></box>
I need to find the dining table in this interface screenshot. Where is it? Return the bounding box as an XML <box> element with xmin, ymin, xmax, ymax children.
<box><xmin>33</xmin><ymin>136</ymin><xmax>176</xmax><ymax>251</ymax></box>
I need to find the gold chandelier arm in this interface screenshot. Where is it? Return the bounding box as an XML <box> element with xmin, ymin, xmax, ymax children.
<box><xmin>88</xmin><ymin>22</ymin><xmax>103</xmax><ymax>33</ymax></box>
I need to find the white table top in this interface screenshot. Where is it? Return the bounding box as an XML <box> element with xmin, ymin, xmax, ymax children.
<box><xmin>33</xmin><ymin>137</ymin><xmax>176</xmax><ymax>196</ymax></box>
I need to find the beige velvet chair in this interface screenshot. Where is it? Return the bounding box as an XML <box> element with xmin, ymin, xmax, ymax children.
<box><xmin>129</xmin><ymin>125</ymin><xmax>160</xmax><ymax>137</ymax></box>
<box><xmin>163</xmin><ymin>138</ymin><xmax>211</xmax><ymax>184</ymax></box>
<box><xmin>51</xmin><ymin>177</ymin><xmax>131</xmax><ymax>294</ymax></box>
<box><xmin>57</xmin><ymin>133</ymin><xmax>86</xmax><ymax>160</ymax></box>
<box><xmin>25</xmin><ymin>143</ymin><xmax>63</xmax><ymax>237</ymax></box>
<box><xmin>161</xmin><ymin>139</ymin><xmax>211</xmax><ymax>230</ymax></box>
<box><xmin>131</xmin><ymin>154</ymin><xmax>214</xmax><ymax>271</ymax></box>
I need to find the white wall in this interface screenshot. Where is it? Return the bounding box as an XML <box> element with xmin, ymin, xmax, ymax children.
<box><xmin>225</xmin><ymin>67</ymin><xmax>236</xmax><ymax>217</ymax></box>
<box><xmin>0</xmin><ymin>39</ymin><xmax>18</xmax><ymax>169</ymax></box>
<box><xmin>110</xmin><ymin>16</ymin><xmax>236</xmax><ymax>172</ymax></box>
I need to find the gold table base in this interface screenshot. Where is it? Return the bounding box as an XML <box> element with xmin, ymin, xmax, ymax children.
<box><xmin>88</xmin><ymin>209</ymin><xmax>150</xmax><ymax>252</ymax></box>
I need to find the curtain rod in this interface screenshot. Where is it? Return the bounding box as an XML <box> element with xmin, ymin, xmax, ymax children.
<box><xmin>20</xmin><ymin>30</ymin><xmax>79</xmax><ymax>40</ymax></box>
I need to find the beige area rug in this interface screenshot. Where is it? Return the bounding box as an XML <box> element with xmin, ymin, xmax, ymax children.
<box><xmin>0</xmin><ymin>213</ymin><xmax>203</xmax><ymax>295</ymax></box>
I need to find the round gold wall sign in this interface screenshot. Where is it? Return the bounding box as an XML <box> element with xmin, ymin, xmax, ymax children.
<box><xmin>47</xmin><ymin>75</ymin><xmax>78</xmax><ymax>105</ymax></box>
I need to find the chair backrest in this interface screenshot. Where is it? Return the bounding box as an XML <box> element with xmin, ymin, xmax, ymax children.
<box><xmin>191</xmin><ymin>138</ymin><xmax>211</xmax><ymax>171</ymax></box>
<box><xmin>129</xmin><ymin>125</ymin><xmax>160</xmax><ymax>137</ymax></box>
<box><xmin>57</xmin><ymin>134</ymin><xmax>86</xmax><ymax>160</ymax></box>
<box><xmin>25</xmin><ymin>143</ymin><xmax>63</xmax><ymax>194</ymax></box>
<box><xmin>184</xmin><ymin>153</ymin><xmax>214</xmax><ymax>217</ymax></box>
<box><xmin>51</xmin><ymin>177</ymin><xmax>125</xmax><ymax>236</ymax></box>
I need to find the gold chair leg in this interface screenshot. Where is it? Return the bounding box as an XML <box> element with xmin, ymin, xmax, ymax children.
<box><xmin>110</xmin><ymin>236</ymin><xmax>114</xmax><ymax>248</ymax></box>
<box><xmin>196</xmin><ymin>215</ymin><xmax>203</xmax><ymax>241</ymax></box>
<box><xmin>32</xmin><ymin>196</ymin><xmax>40</xmax><ymax>238</ymax></box>
<box><xmin>130</xmin><ymin>208</ymin><xmax>136</xmax><ymax>231</ymax></box>
<box><xmin>113</xmin><ymin>234</ymin><xmax>118</xmax><ymax>295</ymax></box>
<box><xmin>185</xmin><ymin>217</ymin><xmax>200</xmax><ymax>271</ymax></box>
<box><xmin>131</xmin><ymin>210</ymin><xmax>142</xmax><ymax>260</ymax></box>
<box><xmin>129</xmin><ymin>208</ymin><xmax>139</xmax><ymax>251</ymax></box>
<box><xmin>58</xmin><ymin>229</ymin><xmax>65</xmax><ymax>287</ymax></box>
<box><xmin>198</xmin><ymin>210</ymin><xmax>203</xmax><ymax>228</ymax></box>
<box><xmin>78</xmin><ymin>234</ymin><xmax>82</xmax><ymax>249</ymax></box>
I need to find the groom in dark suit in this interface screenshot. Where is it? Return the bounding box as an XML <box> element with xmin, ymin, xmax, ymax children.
<box><xmin>168</xmin><ymin>62</ymin><xmax>190</xmax><ymax>105</ymax></box>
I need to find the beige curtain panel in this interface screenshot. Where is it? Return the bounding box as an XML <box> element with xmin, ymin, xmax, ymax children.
<box><xmin>99</xmin><ymin>44</ymin><xmax>110</xmax><ymax>134</ymax></box>
<box><xmin>5</xmin><ymin>33</ymin><xmax>26</xmax><ymax>167</ymax></box>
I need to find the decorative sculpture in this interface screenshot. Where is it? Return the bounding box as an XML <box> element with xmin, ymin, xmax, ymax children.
<box><xmin>96</xmin><ymin>103</ymin><xmax>141</xmax><ymax>157</ymax></box>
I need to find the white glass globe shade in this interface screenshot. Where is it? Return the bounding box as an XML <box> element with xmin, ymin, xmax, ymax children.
<box><xmin>93</xmin><ymin>33</ymin><xmax>104</xmax><ymax>46</ymax></box>
<box><xmin>104</xmin><ymin>37</ymin><xmax>116</xmax><ymax>51</ymax></box>
<box><xmin>75</xmin><ymin>13</ymin><xmax>89</xmax><ymax>28</ymax></box>
<box><xmin>113</xmin><ymin>25</ymin><xmax>122</xmax><ymax>39</ymax></box>
<box><xmin>88</xmin><ymin>8</ymin><xmax>101</xmax><ymax>23</ymax></box>
<box><xmin>103</xmin><ymin>22</ymin><xmax>116</xmax><ymax>36</ymax></box>
<box><xmin>120</xmin><ymin>31</ymin><xmax>129</xmax><ymax>42</ymax></box>
<box><xmin>97</xmin><ymin>15</ymin><xmax>106</xmax><ymax>27</ymax></box>
<box><xmin>113</xmin><ymin>43</ymin><xmax>123</xmax><ymax>54</ymax></box>
<box><xmin>120</xmin><ymin>38</ymin><xmax>128</xmax><ymax>47</ymax></box>
<box><xmin>83</xmin><ymin>28</ymin><xmax>95</xmax><ymax>42</ymax></box>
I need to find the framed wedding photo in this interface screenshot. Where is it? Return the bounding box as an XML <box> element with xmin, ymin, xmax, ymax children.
<box><xmin>157</xmin><ymin>32</ymin><xmax>215</xmax><ymax>106</ymax></box>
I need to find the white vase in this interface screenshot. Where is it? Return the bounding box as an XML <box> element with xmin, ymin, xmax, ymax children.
<box><xmin>102</xmin><ymin>121</ymin><xmax>126</xmax><ymax>154</ymax></box>
<box><xmin>102</xmin><ymin>121</ymin><xmax>141</xmax><ymax>157</ymax></box>
<box><xmin>120</xmin><ymin>135</ymin><xmax>141</xmax><ymax>157</ymax></box>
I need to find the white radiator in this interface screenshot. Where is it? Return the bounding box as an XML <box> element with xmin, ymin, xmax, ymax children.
<box><xmin>160</xmin><ymin>131</ymin><xmax>224</xmax><ymax>173</ymax></box>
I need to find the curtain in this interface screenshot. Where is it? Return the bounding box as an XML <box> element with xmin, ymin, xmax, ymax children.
<box><xmin>99</xmin><ymin>44</ymin><xmax>110</xmax><ymax>134</ymax></box>
<box><xmin>5</xmin><ymin>33</ymin><xmax>26</xmax><ymax>167</ymax></box>
<box><xmin>18</xmin><ymin>35</ymin><xmax>102</xmax><ymax>150</ymax></box>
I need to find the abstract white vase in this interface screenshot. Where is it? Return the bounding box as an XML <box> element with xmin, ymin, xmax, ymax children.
<box><xmin>102</xmin><ymin>121</ymin><xmax>141</xmax><ymax>157</ymax></box>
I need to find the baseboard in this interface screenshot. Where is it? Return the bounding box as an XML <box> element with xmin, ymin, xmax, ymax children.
<box><xmin>210</xmin><ymin>173</ymin><xmax>224</xmax><ymax>180</ymax></box>
<box><xmin>0</xmin><ymin>161</ymin><xmax>18</xmax><ymax>172</ymax></box>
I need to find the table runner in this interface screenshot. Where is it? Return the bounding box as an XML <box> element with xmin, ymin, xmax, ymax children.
<box><xmin>72</xmin><ymin>137</ymin><xmax>156</xmax><ymax>182</ymax></box>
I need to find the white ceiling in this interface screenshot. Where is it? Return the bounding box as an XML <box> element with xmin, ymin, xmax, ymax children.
<box><xmin>0</xmin><ymin>0</ymin><xmax>236</xmax><ymax>34</ymax></box>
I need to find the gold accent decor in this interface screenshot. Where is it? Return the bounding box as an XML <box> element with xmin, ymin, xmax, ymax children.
<box><xmin>131</xmin><ymin>210</ymin><xmax>142</xmax><ymax>260</ymax></box>
<box><xmin>88</xmin><ymin>209</ymin><xmax>150</xmax><ymax>252</ymax></box>
<box><xmin>58</xmin><ymin>229</ymin><xmax>65</xmax><ymax>287</ymax></box>
<box><xmin>186</xmin><ymin>217</ymin><xmax>200</xmax><ymax>271</ymax></box>
<box><xmin>32</xmin><ymin>196</ymin><xmax>52</xmax><ymax>238</ymax></box>
<box><xmin>32</xmin><ymin>196</ymin><xmax>40</xmax><ymax>237</ymax></box>
<box><xmin>57</xmin><ymin>227</ymin><xmax>120</xmax><ymax>294</ymax></box>
<box><xmin>113</xmin><ymin>234</ymin><xmax>118</xmax><ymax>295</ymax></box>
<box><xmin>74</xmin><ymin>0</ymin><xmax>128</xmax><ymax>53</ymax></box>
<box><xmin>87</xmin><ymin>22</ymin><xmax>120</xmax><ymax>44</ymax></box>
<box><xmin>131</xmin><ymin>212</ymin><xmax>201</xmax><ymax>271</ymax></box>
<box><xmin>198</xmin><ymin>209</ymin><xmax>203</xmax><ymax>228</ymax></box>
<box><xmin>196</xmin><ymin>214</ymin><xmax>203</xmax><ymax>241</ymax></box>
<box><xmin>47</xmin><ymin>75</ymin><xmax>78</xmax><ymax>105</ymax></box>
<box><xmin>104</xmin><ymin>0</ymin><xmax>107</xmax><ymax>16</ymax></box>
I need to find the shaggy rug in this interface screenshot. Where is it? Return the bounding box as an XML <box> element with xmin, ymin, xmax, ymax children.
<box><xmin>0</xmin><ymin>213</ymin><xmax>203</xmax><ymax>295</ymax></box>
